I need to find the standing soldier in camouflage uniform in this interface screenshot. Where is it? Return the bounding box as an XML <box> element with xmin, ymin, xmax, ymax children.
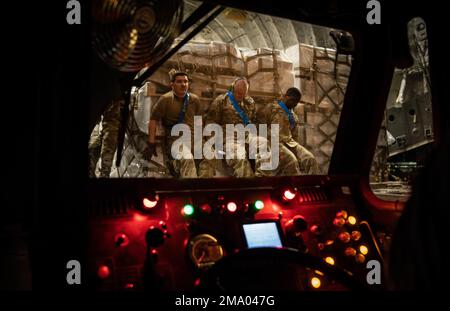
<box><xmin>202</xmin><ymin>77</ymin><xmax>274</xmax><ymax>177</ymax></box>
<box><xmin>88</xmin><ymin>100</ymin><xmax>123</xmax><ymax>178</ymax></box>
<box><xmin>146</xmin><ymin>71</ymin><xmax>209</xmax><ymax>178</ymax></box>
<box><xmin>267</xmin><ymin>87</ymin><xmax>319</xmax><ymax>175</ymax></box>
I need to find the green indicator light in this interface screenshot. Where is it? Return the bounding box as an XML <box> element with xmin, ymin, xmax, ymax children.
<box><xmin>254</xmin><ymin>200</ymin><xmax>264</xmax><ymax>210</ymax></box>
<box><xmin>183</xmin><ymin>204</ymin><xmax>194</xmax><ymax>216</ymax></box>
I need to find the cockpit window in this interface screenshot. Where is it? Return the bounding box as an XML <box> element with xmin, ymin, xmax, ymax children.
<box><xmin>370</xmin><ymin>17</ymin><xmax>432</xmax><ymax>202</ymax></box>
<box><xmin>89</xmin><ymin>0</ymin><xmax>353</xmax><ymax>179</ymax></box>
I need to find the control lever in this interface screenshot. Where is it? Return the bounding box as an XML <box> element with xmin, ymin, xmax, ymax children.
<box><xmin>284</xmin><ymin>215</ymin><xmax>308</xmax><ymax>252</ymax></box>
<box><xmin>143</xmin><ymin>226</ymin><xmax>166</xmax><ymax>290</ymax></box>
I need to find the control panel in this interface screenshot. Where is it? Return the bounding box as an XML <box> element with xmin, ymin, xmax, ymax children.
<box><xmin>87</xmin><ymin>176</ymin><xmax>383</xmax><ymax>291</ymax></box>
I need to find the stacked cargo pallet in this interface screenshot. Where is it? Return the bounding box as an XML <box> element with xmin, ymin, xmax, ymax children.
<box><xmin>125</xmin><ymin>41</ymin><xmax>352</xmax><ymax>177</ymax></box>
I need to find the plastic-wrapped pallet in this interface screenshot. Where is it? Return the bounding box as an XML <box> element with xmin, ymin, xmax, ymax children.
<box><xmin>294</xmin><ymin>43</ymin><xmax>351</xmax><ymax>170</ymax></box>
<box><xmin>243</xmin><ymin>48</ymin><xmax>295</xmax><ymax>98</ymax></box>
<box><xmin>297</xmin><ymin>43</ymin><xmax>351</xmax><ymax>107</ymax></box>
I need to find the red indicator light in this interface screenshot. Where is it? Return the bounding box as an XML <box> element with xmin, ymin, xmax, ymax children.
<box><xmin>97</xmin><ymin>265</ymin><xmax>110</xmax><ymax>279</ymax></box>
<box><xmin>200</xmin><ymin>203</ymin><xmax>212</xmax><ymax>214</ymax></box>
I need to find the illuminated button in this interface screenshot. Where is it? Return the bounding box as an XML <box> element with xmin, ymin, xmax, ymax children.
<box><xmin>97</xmin><ymin>265</ymin><xmax>110</xmax><ymax>279</ymax></box>
<box><xmin>311</xmin><ymin>277</ymin><xmax>321</xmax><ymax>289</ymax></box>
<box><xmin>183</xmin><ymin>204</ymin><xmax>194</xmax><ymax>216</ymax></box>
<box><xmin>338</xmin><ymin>232</ymin><xmax>351</xmax><ymax>243</ymax></box>
<box><xmin>124</xmin><ymin>283</ymin><xmax>134</xmax><ymax>289</ymax></box>
<box><xmin>351</xmin><ymin>231</ymin><xmax>362</xmax><ymax>241</ymax></box>
<box><xmin>317</xmin><ymin>243</ymin><xmax>325</xmax><ymax>251</ymax></box>
<box><xmin>226</xmin><ymin>202</ymin><xmax>237</xmax><ymax>213</ymax></box>
<box><xmin>347</xmin><ymin>216</ymin><xmax>357</xmax><ymax>225</ymax></box>
<box><xmin>344</xmin><ymin>247</ymin><xmax>357</xmax><ymax>257</ymax></box>
<box><xmin>355</xmin><ymin>254</ymin><xmax>366</xmax><ymax>263</ymax></box>
<box><xmin>114</xmin><ymin>233</ymin><xmax>129</xmax><ymax>247</ymax></box>
<box><xmin>310</xmin><ymin>225</ymin><xmax>323</xmax><ymax>235</ymax></box>
<box><xmin>336</xmin><ymin>210</ymin><xmax>348</xmax><ymax>219</ymax></box>
<box><xmin>286</xmin><ymin>215</ymin><xmax>308</xmax><ymax>233</ymax></box>
<box><xmin>142</xmin><ymin>195</ymin><xmax>159</xmax><ymax>209</ymax></box>
<box><xmin>150</xmin><ymin>249</ymin><xmax>159</xmax><ymax>262</ymax></box>
<box><xmin>254</xmin><ymin>200</ymin><xmax>264</xmax><ymax>210</ymax></box>
<box><xmin>359</xmin><ymin>245</ymin><xmax>369</xmax><ymax>255</ymax></box>
<box><xmin>282</xmin><ymin>189</ymin><xmax>297</xmax><ymax>201</ymax></box>
<box><xmin>325</xmin><ymin>257</ymin><xmax>335</xmax><ymax>265</ymax></box>
<box><xmin>145</xmin><ymin>226</ymin><xmax>165</xmax><ymax>248</ymax></box>
<box><xmin>333</xmin><ymin>217</ymin><xmax>346</xmax><ymax>227</ymax></box>
<box><xmin>317</xmin><ymin>240</ymin><xmax>333</xmax><ymax>251</ymax></box>
<box><xmin>200</xmin><ymin>203</ymin><xmax>212</xmax><ymax>214</ymax></box>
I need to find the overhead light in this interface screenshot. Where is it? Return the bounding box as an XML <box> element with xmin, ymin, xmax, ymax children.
<box><xmin>223</xmin><ymin>9</ymin><xmax>248</xmax><ymax>26</ymax></box>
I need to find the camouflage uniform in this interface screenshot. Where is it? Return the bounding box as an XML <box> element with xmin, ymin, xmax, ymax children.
<box><xmin>267</xmin><ymin>102</ymin><xmax>319</xmax><ymax>175</ymax></box>
<box><xmin>202</xmin><ymin>93</ymin><xmax>274</xmax><ymax>177</ymax></box>
<box><xmin>150</xmin><ymin>91</ymin><xmax>206</xmax><ymax>178</ymax></box>
<box><xmin>88</xmin><ymin>100</ymin><xmax>123</xmax><ymax>177</ymax></box>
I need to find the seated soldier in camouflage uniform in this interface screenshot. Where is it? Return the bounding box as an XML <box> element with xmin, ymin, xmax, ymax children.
<box><xmin>146</xmin><ymin>71</ymin><xmax>209</xmax><ymax>178</ymax></box>
<box><xmin>267</xmin><ymin>87</ymin><xmax>319</xmax><ymax>175</ymax></box>
<box><xmin>201</xmin><ymin>77</ymin><xmax>275</xmax><ymax>177</ymax></box>
<box><xmin>88</xmin><ymin>100</ymin><xmax>123</xmax><ymax>178</ymax></box>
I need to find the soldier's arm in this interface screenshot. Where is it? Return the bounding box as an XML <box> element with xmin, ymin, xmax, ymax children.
<box><xmin>148</xmin><ymin>120</ymin><xmax>158</xmax><ymax>144</ymax></box>
<box><xmin>192</xmin><ymin>95</ymin><xmax>203</xmax><ymax>116</ymax></box>
<box><xmin>149</xmin><ymin>97</ymin><xmax>165</xmax><ymax>144</ymax></box>
<box><xmin>270</xmin><ymin>105</ymin><xmax>291</xmax><ymax>144</ymax></box>
<box><xmin>205</xmin><ymin>96</ymin><xmax>223</xmax><ymax>125</ymax></box>
<box><xmin>246</xmin><ymin>96</ymin><xmax>257</xmax><ymax>124</ymax></box>
<box><xmin>292</xmin><ymin>114</ymin><xmax>302</xmax><ymax>143</ymax></box>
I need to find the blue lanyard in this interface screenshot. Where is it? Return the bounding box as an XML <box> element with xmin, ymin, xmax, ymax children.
<box><xmin>227</xmin><ymin>91</ymin><xmax>250</xmax><ymax>125</ymax></box>
<box><xmin>278</xmin><ymin>100</ymin><xmax>296</xmax><ymax>129</ymax></box>
<box><xmin>176</xmin><ymin>92</ymin><xmax>190</xmax><ymax>123</ymax></box>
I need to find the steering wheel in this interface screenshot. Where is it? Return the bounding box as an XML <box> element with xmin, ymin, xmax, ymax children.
<box><xmin>197</xmin><ymin>247</ymin><xmax>368</xmax><ymax>291</ymax></box>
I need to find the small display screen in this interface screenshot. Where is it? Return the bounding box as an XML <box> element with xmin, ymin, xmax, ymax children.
<box><xmin>242</xmin><ymin>222</ymin><xmax>283</xmax><ymax>248</ymax></box>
